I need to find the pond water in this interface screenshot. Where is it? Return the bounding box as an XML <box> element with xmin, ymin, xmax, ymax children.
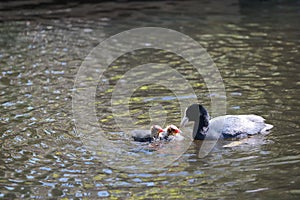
<box><xmin>0</xmin><ymin>0</ymin><xmax>299</xmax><ymax>199</ymax></box>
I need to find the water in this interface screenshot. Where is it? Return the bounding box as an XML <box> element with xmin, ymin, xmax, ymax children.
<box><xmin>0</xmin><ymin>0</ymin><xmax>300</xmax><ymax>199</ymax></box>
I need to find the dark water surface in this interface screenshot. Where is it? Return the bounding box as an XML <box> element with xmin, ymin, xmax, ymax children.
<box><xmin>0</xmin><ymin>0</ymin><xmax>300</xmax><ymax>199</ymax></box>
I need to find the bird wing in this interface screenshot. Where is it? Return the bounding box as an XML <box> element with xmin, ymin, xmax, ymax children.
<box><xmin>210</xmin><ymin>115</ymin><xmax>268</xmax><ymax>138</ymax></box>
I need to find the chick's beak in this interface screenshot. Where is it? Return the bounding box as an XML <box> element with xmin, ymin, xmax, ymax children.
<box><xmin>180</xmin><ymin>116</ymin><xmax>189</xmax><ymax>127</ymax></box>
<box><xmin>175</xmin><ymin>128</ymin><xmax>182</xmax><ymax>134</ymax></box>
<box><xmin>157</xmin><ymin>128</ymin><xmax>165</xmax><ymax>138</ymax></box>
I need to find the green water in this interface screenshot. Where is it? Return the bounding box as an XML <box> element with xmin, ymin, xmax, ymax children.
<box><xmin>0</xmin><ymin>1</ymin><xmax>299</xmax><ymax>199</ymax></box>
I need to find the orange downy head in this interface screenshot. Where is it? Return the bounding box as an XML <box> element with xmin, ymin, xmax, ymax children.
<box><xmin>166</xmin><ymin>124</ymin><xmax>181</xmax><ymax>136</ymax></box>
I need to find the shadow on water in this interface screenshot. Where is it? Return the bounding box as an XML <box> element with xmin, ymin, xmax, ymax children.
<box><xmin>0</xmin><ymin>0</ymin><xmax>300</xmax><ymax>199</ymax></box>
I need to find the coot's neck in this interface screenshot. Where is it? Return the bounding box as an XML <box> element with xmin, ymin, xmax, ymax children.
<box><xmin>193</xmin><ymin>116</ymin><xmax>208</xmax><ymax>140</ymax></box>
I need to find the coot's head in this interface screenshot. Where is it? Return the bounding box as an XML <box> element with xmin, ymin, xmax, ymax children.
<box><xmin>180</xmin><ymin>104</ymin><xmax>210</xmax><ymax>131</ymax></box>
<box><xmin>150</xmin><ymin>125</ymin><xmax>164</xmax><ymax>138</ymax></box>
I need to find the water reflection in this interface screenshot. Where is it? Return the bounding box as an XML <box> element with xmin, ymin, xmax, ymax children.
<box><xmin>0</xmin><ymin>0</ymin><xmax>300</xmax><ymax>199</ymax></box>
